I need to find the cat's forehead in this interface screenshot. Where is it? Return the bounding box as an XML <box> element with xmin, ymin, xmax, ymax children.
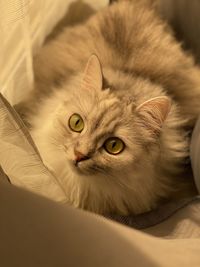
<box><xmin>60</xmin><ymin>87</ymin><xmax>134</xmax><ymax>135</ymax></box>
<box><xmin>73</xmin><ymin>89</ymin><xmax>133</xmax><ymax>131</ymax></box>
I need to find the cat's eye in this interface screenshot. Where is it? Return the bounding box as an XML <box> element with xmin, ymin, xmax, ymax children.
<box><xmin>104</xmin><ymin>137</ymin><xmax>125</xmax><ymax>155</ymax></box>
<box><xmin>69</xmin><ymin>114</ymin><xmax>84</xmax><ymax>132</ymax></box>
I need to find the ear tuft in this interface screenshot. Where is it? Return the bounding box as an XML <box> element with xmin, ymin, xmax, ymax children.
<box><xmin>136</xmin><ymin>96</ymin><xmax>171</xmax><ymax>137</ymax></box>
<box><xmin>81</xmin><ymin>54</ymin><xmax>103</xmax><ymax>91</ymax></box>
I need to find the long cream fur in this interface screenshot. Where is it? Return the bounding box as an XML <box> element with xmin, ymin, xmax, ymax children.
<box><xmin>17</xmin><ymin>0</ymin><xmax>200</xmax><ymax>215</ymax></box>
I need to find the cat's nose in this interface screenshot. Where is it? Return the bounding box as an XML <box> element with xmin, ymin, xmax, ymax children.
<box><xmin>74</xmin><ymin>150</ymin><xmax>90</xmax><ymax>165</ymax></box>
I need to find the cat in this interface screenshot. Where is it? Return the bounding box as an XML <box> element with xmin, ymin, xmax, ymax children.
<box><xmin>17</xmin><ymin>0</ymin><xmax>200</xmax><ymax>215</ymax></box>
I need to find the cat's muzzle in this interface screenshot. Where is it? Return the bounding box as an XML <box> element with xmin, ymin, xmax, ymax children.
<box><xmin>74</xmin><ymin>150</ymin><xmax>90</xmax><ymax>167</ymax></box>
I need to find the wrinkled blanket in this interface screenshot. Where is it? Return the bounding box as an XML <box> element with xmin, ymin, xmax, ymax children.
<box><xmin>0</xmin><ymin>93</ymin><xmax>200</xmax><ymax>267</ymax></box>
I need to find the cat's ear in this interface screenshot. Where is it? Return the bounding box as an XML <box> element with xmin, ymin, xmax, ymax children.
<box><xmin>81</xmin><ymin>54</ymin><xmax>103</xmax><ymax>91</ymax></box>
<box><xmin>136</xmin><ymin>96</ymin><xmax>171</xmax><ymax>137</ymax></box>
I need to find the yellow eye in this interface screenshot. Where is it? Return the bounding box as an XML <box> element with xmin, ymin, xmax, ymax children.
<box><xmin>104</xmin><ymin>137</ymin><xmax>125</xmax><ymax>155</ymax></box>
<box><xmin>69</xmin><ymin>114</ymin><xmax>84</xmax><ymax>132</ymax></box>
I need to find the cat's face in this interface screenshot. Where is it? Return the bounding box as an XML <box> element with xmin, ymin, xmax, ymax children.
<box><xmin>33</xmin><ymin>55</ymin><xmax>171</xmax><ymax>215</ymax></box>
<box><xmin>55</xmin><ymin>87</ymin><xmax>141</xmax><ymax>180</ymax></box>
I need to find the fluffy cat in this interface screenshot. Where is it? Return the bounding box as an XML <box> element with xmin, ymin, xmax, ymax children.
<box><xmin>17</xmin><ymin>0</ymin><xmax>200</xmax><ymax>215</ymax></box>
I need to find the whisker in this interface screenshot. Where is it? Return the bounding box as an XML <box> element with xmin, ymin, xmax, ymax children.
<box><xmin>92</xmin><ymin>164</ymin><xmax>129</xmax><ymax>189</ymax></box>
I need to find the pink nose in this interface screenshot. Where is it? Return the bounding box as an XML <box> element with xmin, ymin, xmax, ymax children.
<box><xmin>74</xmin><ymin>150</ymin><xmax>89</xmax><ymax>164</ymax></box>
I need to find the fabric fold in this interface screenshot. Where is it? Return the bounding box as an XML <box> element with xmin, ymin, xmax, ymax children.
<box><xmin>0</xmin><ymin>93</ymin><xmax>67</xmax><ymax>202</ymax></box>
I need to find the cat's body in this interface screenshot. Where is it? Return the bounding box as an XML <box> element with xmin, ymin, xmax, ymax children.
<box><xmin>18</xmin><ymin>0</ymin><xmax>200</xmax><ymax>215</ymax></box>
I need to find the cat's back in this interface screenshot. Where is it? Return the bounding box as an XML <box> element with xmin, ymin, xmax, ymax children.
<box><xmin>34</xmin><ymin>2</ymin><xmax>171</xmax><ymax>82</ymax></box>
<box><xmin>34</xmin><ymin>1</ymin><xmax>193</xmax><ymax>87</ymax></box>
<box><xmin>32</xmin><ymin>0</ymin><xmax>200</xmax><ymax>123</ymax></box>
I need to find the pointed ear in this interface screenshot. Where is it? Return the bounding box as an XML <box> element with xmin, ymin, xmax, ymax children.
<box><xmin>81</xmin><ymin>54</ymin><xmax>103</xmax><ymax>91</ymax></box>
<box><xmin>136</xmin><ymin>96</ymin><xmax>171</xmax><ymax>137</ymax></box>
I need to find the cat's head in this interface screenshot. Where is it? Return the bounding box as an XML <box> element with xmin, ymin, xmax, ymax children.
<box><xmin>35</xmin><ymin>55</ymin><xmax>172</xmax><ymax>214</ymax></box>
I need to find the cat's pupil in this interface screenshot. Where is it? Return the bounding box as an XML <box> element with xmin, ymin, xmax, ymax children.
<box><xmin>75</xmin><ymin>119</ymin><xmax>80</xmax><ymax>126</ymax></box>
<box><xmin>112</xmin><ymin>141</ymin><xmax>116</xmax><ymax>149</ymax></box>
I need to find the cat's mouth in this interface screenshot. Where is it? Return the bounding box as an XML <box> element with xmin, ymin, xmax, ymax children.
<box><xmin>69</xmin><ymin>159</ymin><xmax>93</xmax><ymax>175</ymax></box>
<box><xmin>69</xmin><ymin>159</ymin><xmax>103</xmax><ymax>176</ymax></box>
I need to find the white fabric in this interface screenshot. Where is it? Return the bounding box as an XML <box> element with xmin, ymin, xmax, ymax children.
<box><xmin>0</xmin><ymin>0</ymin><xmax>108</xmax><ymax>105</ymax></box>
<box><xmin>0</xmin><ymin>93</ymin><xmax>67</xmax><ymax>202</ymax></box>
<box><xmin>0</xmin><ymin>181</ymin><xmax>200</xmax><ymax>267</ymax></box>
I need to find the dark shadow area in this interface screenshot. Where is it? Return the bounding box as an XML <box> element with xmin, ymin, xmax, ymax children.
<box><xmin>160</xmin><ymin>0</ymin><xmax>200</xmax><ymax>63</ymax></box>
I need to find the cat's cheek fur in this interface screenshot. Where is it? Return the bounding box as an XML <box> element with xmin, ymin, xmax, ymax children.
<box><xmin>29</xmin><ymin>79</ymin><xmax>190</xmax><ymax>215</ymax></box>
<box><xmin>31</xmin><ymin>117</ymin><xmax>161</xmax><ymax>215</ymax></box>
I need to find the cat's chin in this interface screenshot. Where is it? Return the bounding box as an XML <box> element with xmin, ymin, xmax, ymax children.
<box><xmin>68</xmin><ymin>160</ymin><xmax>95</xmax><ymax>176</ymax></box>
